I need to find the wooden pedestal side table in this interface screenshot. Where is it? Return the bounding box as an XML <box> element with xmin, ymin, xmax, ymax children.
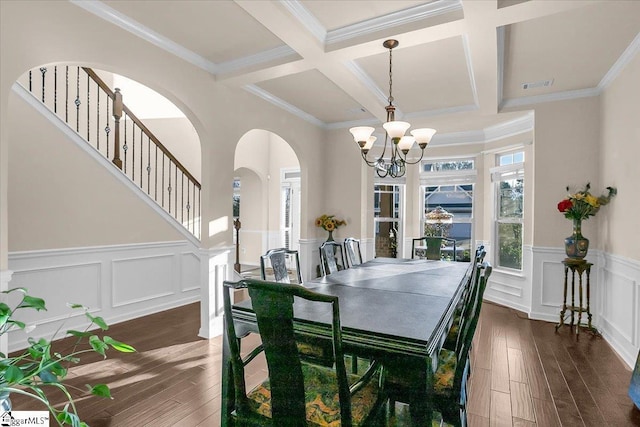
<box><xmin>556</xmin><ymin>258</ymin><xmax>594</xmax><ymax>334</ymax></box>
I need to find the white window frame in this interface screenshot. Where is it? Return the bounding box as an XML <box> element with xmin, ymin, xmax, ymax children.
<box><xmin>491</xmin><ymin>157</ymin><xmax>525</xmax><ymax>271</ymax></box>
<box><xmin>419</xmin><ymin>158</ymin><xmax>477</xmax><ymax>258</ymax></box>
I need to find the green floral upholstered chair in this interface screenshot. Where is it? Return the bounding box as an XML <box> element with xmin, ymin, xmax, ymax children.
<box><xmin>432</xmin><ymin>261</ymin><xmax>492</xmax><ymax>427</ymax></box>
<box><xmin>222</xmin><ymin>279</ymin><xmax>387</xmax><ymax>426</ymax></box>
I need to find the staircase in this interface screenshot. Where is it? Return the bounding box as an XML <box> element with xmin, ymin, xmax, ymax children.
<box><xmin>17</xmin><ymin>65</ymin><xmax>201</xmax><ymax>240</ymax></box>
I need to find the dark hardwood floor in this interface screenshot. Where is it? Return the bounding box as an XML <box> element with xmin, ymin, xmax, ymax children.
<box><xmin>10</xmin><ymin>300</ymin><xmax>640</xmax><ymax>426</ymax></box>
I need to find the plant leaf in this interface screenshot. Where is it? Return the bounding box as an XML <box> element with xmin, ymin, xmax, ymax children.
<box><xmin>67</xmin><ymin>303</ymin><xmax>85</xmax><ymax>309</ymax></box>
<box><xmin>18</xmin><ymin>295</ymin><xmax>47</xmax><ymax>311</ymax></box>
<box><xmin>89</xmin><ymin>383</ymin><xmax>112</xmax><ymax>399</ymax></box>
<box><xmin>104</xmin><ymin>336</ymin><xmax>136</xmax><ymax>353</ymax></box>
<box><xmin>66</xmin><ymin>329</ymin><xmax>92</xmax><ymax>338</ymax></box>
<box><xmin>89</xmin><ymin>335</ymin><xmax>108</xmax><ymax>356</ymax></box>
<box><xmin>4</xmin><ymin>365</ymin><xmax>25</xmax><ymax>383</ymax></box>
<box><xmin>1</xmin><ymin>287</ymin><xmax>27</xmax><ymax>295</ymax></box>
<box><xmin>7</xmin><ymin>319</ymin><xmax>26</xmax><ymax>330</ymax></box>
<box><xmin>38</xmin><ymin>368</ymin><xmax>59</xmax><ymax>383</ymax></box>
<box><xmin>86</xmin><ymin>313</ymin><xmax>108</xmax><ymax>330</ymax></box>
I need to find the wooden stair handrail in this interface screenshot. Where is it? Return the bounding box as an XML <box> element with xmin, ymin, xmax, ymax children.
<box><xmin>82</xmin><ymin>67</ymin><xmax>201</xmax><ymax>189</ymax></box>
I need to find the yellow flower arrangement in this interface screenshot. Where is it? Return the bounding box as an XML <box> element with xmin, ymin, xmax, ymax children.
<box><xmin>315</xmin><ymin>214</ymin><xmax>346</xmax><ymax>232</ymax></box>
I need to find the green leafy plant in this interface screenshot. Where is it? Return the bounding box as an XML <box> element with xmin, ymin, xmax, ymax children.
<box><xmin>0</xmin><ymin>287</ymin><xmax>136</xmax><ymax>426</ymax></box>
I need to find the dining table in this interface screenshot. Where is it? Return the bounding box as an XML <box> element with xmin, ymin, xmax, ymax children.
<box><xmin>221</xmin><ymin>257</ymin><xmax>470</xmax><ymax>426</ymax></box>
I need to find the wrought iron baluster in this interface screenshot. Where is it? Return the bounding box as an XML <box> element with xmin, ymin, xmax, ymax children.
<box><xmin>65</xmin><ymin>67</ymin><xmax>69</xmax><ymax>123</ymax></box>
<box><xmin>75</xmin><ymin>66</ymin><xmax>81</xmax><ymax>132</ymax></box>
<box><xmin>96</xmin><ymin>85</ymin><xmax>100</xmax><ymax>151</ymax></box>
<box><xmin>167</xmin><ymin>162</ymin><xmax>172</xmax><ymax>214</ymax></box>
<box><xmin>186</xmin><ymin>180</ymin><xmax>191</xmax><ymax>233</ymax></box>
<box><xmin>174</xmin><ymin>164</ymin><xmax>178</xmax><ymax>219</ymax></box>
<box><xmin>105</xmin><ymin>96</ymin><xmax>110</xmax><ymax>158</ymax></box>
<box><xmin>139</xmin><ymin>130</ymin><xmax>143</xmax><ymax>188</ymax></box>
<box><xmin>181</xmin><ymin>173</ymin><xmax>184</xmax><ymax>225</ymax></box>
<box><xmin>40</xmin><ymin>67</ymin><xmax>46</xmax><ymax>103</ymax></box>
<box><xmin>130</xmin><ymin>121</ymin><xmax>134</xmax><ymax>178</ymax></box>
<box><xmin>154</xmin><ymin>145</ymin><xmax>158</xmax><ymax>201</ymax></box>
<box><xmin>162</xmin><ymin>154</ymin><xmax>165</xmax><ymax>208</ymax></box>
<box><xmin>54</xmin><ymin>66</ymin><xmax>57</xmax><ymax>113</ymax></box>
<box><xmin>147</xmin><ymin>137</ymin><xmax>151</xmax><ymax>194</ymax></box>
<box><xmin>123</xmin><ymin>112</ymin><xmax>128</xmax><ymax>174</ymax></box>
<box><xmin>86</xmin><ymin>72</ymin><xmax>90</xmax><ymax>143</ymax></box>
<box><xmin>29</xmin><ymin>70</ymin><xmax>32</xmax><ymax>92</ymax></box>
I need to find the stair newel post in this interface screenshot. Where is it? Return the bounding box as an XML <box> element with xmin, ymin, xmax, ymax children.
<box><xmin>112</xmin><ymin>88</ymin><xmax>123</xmax><ymax>169</ymax></box>
<box><xmin>234</xmin><ymin>218</ymin><xmax>241</xmax><ymax>273</ymax></box>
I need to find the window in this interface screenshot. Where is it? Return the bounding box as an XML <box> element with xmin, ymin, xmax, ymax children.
<box><xmin>420</xmin><ymin>159</ymin><xmax>476</xmax><ymax>261</ymax></box>
<box><xmin>492</xmin><ymin>152</ymin><xmax>525</xmax><ymax>270</ymax></box>
<box><xmin>374</xmin><ymin>184</ymin><xmax>403</xmax><ymax>258</ymax></box>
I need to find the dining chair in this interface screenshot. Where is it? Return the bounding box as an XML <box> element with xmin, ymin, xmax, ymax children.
<box><xmin>343</xmin><ymin>237</ymin><xmax>363</xmax><ymax>268</ymax></box>
<box><xmin>431</xmin><ymin>261</ymin><xmax>493</xmax><ymax>427</ymax></box>
<box><xmin>260</xmin><ymin>248</ymin><xmax>303</xmax><ymax>284</ymax></box>
<box><xmin>411</xmin><ymin>236</ymin><xmax>457</xmax><ymax>261</ymax></box>
<box><xmin>319</xmin><ymin>241</ymin><xmax>346</xmax><ymax>275</ymax></box>
<box><xmin>385</xmin><ymin>261</ymin><xmax>492</xmax><ymax>427</ymax></box>
<box><xmin>443</xmin><ymin>245</ymin><xmax>487</xmax><ymax>351</ymax></box>
<box><xmin>222</xmin><ymin>278</ymin><xmax>387</xmax><ymax>427</ymax></box>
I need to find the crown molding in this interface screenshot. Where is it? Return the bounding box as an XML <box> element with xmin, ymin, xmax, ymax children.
<box><xmin>483</xmin><ymin>111</ymin><xmax>534</xmax><ymax>142</ymax></box>
<box><xmin>326</xmin><ymin>0</ymin><xmax>463</xmax><ymax>45</ymax></box>
<box><xmin>343</xmin><ymin>60</ymin><xmax>388</xmax><ymax>106</ymax></box>
<box><xmin>279</xmin><ymin>0</ymin><xmax>326</xmax><ymax>43</ymax></box>
<box><xmin>70</xmin><ymin>0</ymin><xmax>218</xmax><ymax>75</ymax></box>
<box><xmin>598</xmin><ymin>32</ymin><xmax>640</xmax><ymax>90</ymax></box>
<box><xmin>501</xmin><ymin>86</ymin><xmax>600</xmax><ymax>109</ymax></box>
<box><xmin>244</xmin><ymin>84</ymin><xmax>325</xmax><ymax>128</ymax></box>
<box><xmin>496</xmin><ymin>26</ymin><xmax>505</xmax><ymax>109</ymax></box>
<box><xmin>216</xmin><ymin>45</ymin><xmax>298</xmax><ymax>76</ymax></box>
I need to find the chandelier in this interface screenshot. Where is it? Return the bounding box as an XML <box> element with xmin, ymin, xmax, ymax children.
<box><xmin>349</xmin><ymin>39</ymin><xmax>436</xmax><ymax>178</ymax></box>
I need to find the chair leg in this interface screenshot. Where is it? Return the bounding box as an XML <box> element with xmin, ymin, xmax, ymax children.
<box><xmin>352</xmin><ymin>355</ymin><xmax>359</xmax><ymax>374</ymax></box>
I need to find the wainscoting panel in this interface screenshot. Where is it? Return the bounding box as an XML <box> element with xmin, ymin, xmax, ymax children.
<box><xmin>8</xmin><ymin>262</ymin><xmax>102</xmax><ymax>324</ymax></box>
<box><xmin>483</xmin><ymin>245</ymin><xmax>532</xmax><ymax>314</ymax></box>
<box><xmin>7</xmin><ymin>241</ymin><xmax>201</xmax><ymax>352</ymax></box>
<box><xmin>597</xmin><ymin>253</ymin><xmax>640</xmax><ymax>367</ymax></box>
<box><xmin>181</xmin><ymin>251</ymin><xmax>201</xmax><ymax>292</ymax></box>
<box><xmin>530</xmin><ymin>247</ymin><xmax>640</xmax><ymax>368</ymax></box>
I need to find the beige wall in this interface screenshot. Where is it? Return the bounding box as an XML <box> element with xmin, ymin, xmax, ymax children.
<box><xmin>600</xmin><ymin>52</ymin><xmax>640</xmax><ymax>260</ymax></box>
<box><xmin>7</xmin><ymin>89</ymin><xmax>186</xmax><ymax>251</ymax></box>
<box><xmin>0</xmin><ymin>0</ymin><xmax>325</xmax><ymax>260</ymax></box>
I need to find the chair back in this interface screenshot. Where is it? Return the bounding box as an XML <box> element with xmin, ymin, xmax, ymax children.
<box><xmin>319</xmin><ymin>241</ymin><xmax>346</xmax><ymax>275</ymax></box>
<box><xmin>260</xmin><ymin>248</ymin><xmax>302</xmax><ymax>284</ymax></box>
<box><xmin>343</xmin><ymin>238</ymin><xmax>363</xmax><ymax>267</ymax></box>
<box><xmin>411</xmin><ymin>236</ymin><xmax>457</xmax><ymax>261</ymax></box>
<box><xmin>223</xmin><ymin>279</ymin><xmax>353</xmax><ymax>426</ymax></box>
<box><xmin>452</xmin><ymin>262</ymin><xmax>492</xmax><ymax>390</ymax></box>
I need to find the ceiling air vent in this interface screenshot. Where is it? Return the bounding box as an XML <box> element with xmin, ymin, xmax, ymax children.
<box><xmin>522</xmin><ymin>79</ymin><xmax>554</xmax><ymax>90</ymax></box>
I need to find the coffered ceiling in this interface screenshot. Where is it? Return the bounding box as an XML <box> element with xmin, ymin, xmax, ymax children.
<box><xmin>77</xmin><ymin>0</ymin><xmax>639</xmax><ymax>141</ymax></box>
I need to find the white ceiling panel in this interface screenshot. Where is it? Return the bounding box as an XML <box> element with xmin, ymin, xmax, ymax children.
<box><xmin>255</xmin><ymin>69</ymin><xmax>375</xmax><ymax>124</ymax></box>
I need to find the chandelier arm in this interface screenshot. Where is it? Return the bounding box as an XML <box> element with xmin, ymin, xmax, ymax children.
<box><xmin>401</xmin><ymin>147</ymin><xmax>426</xmax><ymax>165</ymax></box>
<box><xmin>361</xmin><ymin>150</ymin><xmax>381</xmax><ymax>167</ymax></box>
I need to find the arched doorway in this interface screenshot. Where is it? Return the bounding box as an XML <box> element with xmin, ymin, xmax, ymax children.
<box><xmin>234</xmin><ymin>129</ymin><xmax>301</xmax><ymax>271</ymax></box>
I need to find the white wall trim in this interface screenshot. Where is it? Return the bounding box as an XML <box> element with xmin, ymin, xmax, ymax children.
<box><xmin>7</xmin><ymin>241</ymin><xmax>201</xmax><ymax>352</ymax></box>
